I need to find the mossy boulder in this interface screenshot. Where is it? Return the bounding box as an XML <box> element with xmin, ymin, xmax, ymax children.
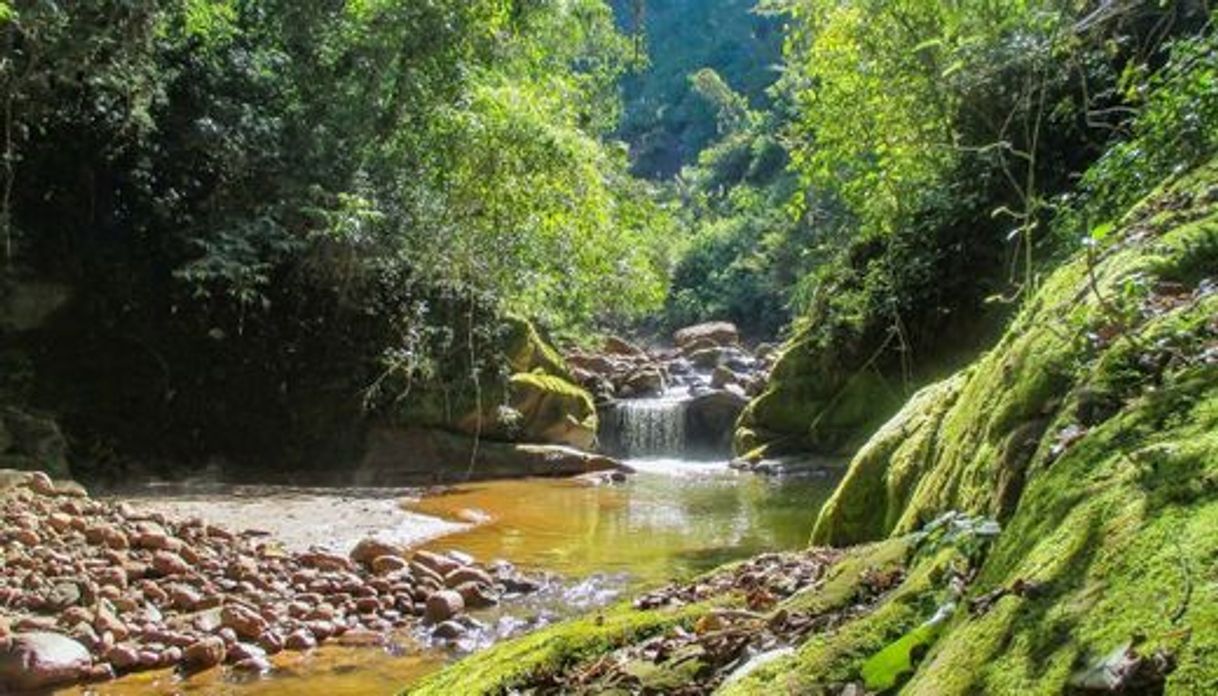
<box><xmin>796</xmin><ymin>159</ymin><xmax>1218</xmax><ymax>692</ymax></box>
<box><xmin>396</xmin><ymin>315</ymin><xmax>599</xmax><ymax>450</ymax></box>
<box><xmin>734</xmin><ymin>333</ymin><xmax>904</xmax><ymax>458</ymax></box>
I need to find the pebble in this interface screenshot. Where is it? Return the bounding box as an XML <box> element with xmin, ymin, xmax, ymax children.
<box><xmin>424</xmin><ymin>590</ymin><xmax>465</xmax><ymax>624</ymax></box>
<box><xmin>0</xmin><ymin>470</ymin><xmax>544</xmax><ymax>690</ymax></box>
<box><xmin>182</xmin><ymin>637</ymin><xmax>226</xmax><ymax>671</ymax></box>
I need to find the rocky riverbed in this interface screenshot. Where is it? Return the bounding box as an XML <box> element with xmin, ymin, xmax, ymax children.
<box><xmin>0</xmin><ymin>471</ymin><xmax>543</xmax><ymax>693</ymax></box>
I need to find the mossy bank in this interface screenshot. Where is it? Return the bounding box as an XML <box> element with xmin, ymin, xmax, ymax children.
<box><xmin>404</xmin><ymin>160</ymin><xmax>1218</xmax><ymax>694</ymax></box>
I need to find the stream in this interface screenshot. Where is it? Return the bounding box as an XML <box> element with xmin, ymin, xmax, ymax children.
<box><xmin>64</xmin><ymin>397</ymin><xmax>843</xmax><ymax>695</ymax></box>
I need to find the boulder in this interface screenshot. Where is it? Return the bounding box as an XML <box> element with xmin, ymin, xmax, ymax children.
<box><xmin>685</xmin><ymin>390</ymin><xmax>749</xmax><ymax>457</ymax></box>
<box><xmin>621</xmin><ymin>367</ymin><xmax>665</xmax><ymax>398</ymax></box>
<box><xmin>674</xmin><ymin>322</ymin><xmax>739</xmax><ymax>349</ymax></box>
<box><xmin>0</xmin><ymin>632</ymin><xmax>92</xmax><ymax>691</ymax></box>
<box><xmin>686</xmin><ymin>347</ymin><xmax>723</xmax><ymax>370</ymax></box>
<box><xmin>604</xmin><ymin>336</ymin><xmax>645</xmax><ymax>357</ymax></box>
<box><xmin>508</xmin><ymin>373</ymin><xmax>599</xmax><ymax>449</ymax></box>
<box><xmin>457</xmin><ymin>372</ymin><xmax>599</xmax><ymax>451</ymax></box>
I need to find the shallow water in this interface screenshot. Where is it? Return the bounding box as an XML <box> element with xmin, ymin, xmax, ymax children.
<box><xmin>408</xmin><ymin>458</ymin><xmax>842</xmax><ymax>588</ymax></box>
<box><xmin>65</xmin><ymin>460</ymin><xmax>842</xmax><ymax>695</ymax></box>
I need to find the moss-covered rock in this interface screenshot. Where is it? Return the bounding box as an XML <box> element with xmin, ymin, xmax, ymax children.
<box><xmin>734</xmin><ymin>333</ymin><xmax>905</xmax><ymax>458</ymax></box>
<box><xmin>799</xmin><ymin>158</ymin><xmax>1218</xmax><ymax>692</ymax></box>
<box><xmin>811</xmin><ymin>373</ymin><xmax>968</xmax><ymax>546</ymax></box>
<box><xmin>397</xmin><ymin>316</ymin><xmax>599</xmax><ymax>450</ymax></box>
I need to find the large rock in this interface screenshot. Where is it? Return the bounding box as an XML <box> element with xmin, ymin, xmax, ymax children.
<box><xmin>396</xmin><ymin>316</ymin><xmax>600</xmax><ymax>451</ymax></box>
<box><xmin>673</xmin><ymin>322</ymin><xmax>739</xmax><ymax>349</ymax></box>
<box><xmin>356</xmin><ymin>427</ymin><xmax>630</xmax><ymax>485</ymax></box>
<box><xmin>0</xmin><ymin>632</ymin><xmax>92</xmax><ymax>691</ymax></box>
<box><xmin>501</xmin><ymin>373</ymin><xmax>598</xmax><ymax>449</ymax></box>
<box><xmin>0</xmin><ymin>408</ymin><xmax>70</xmax><ymax>478</ymax></box>
<box><xmin>685</xmin><ymin>390</ymin><xmax>749</xmax><ymax>457</ymax></box>
<box><xmin>733</xmin><ymin>336</ymin><xmax>902</xmax><ymax>459</ymax></box>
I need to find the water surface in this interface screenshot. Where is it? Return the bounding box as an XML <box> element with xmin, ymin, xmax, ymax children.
<box><xmin>66</xmin><ymin>459</ymin><xmax>842</xmax><ymax>694</ymax></box>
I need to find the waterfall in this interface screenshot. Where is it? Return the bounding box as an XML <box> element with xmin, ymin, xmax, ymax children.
<box><xmin>602</xmin><ymin>397</ymin><xmax>687</xmax><ymax>459</ymax></box>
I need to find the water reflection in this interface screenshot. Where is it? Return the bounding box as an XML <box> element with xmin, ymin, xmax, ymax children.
<box><xmin>407</xmin><ymin>459</ymin><xmax>843</xmax><ymax>588</ymax></box>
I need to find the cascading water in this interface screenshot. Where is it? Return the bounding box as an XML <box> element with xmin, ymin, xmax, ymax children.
<box><xmin>601</xmin><ymin>396</ymin><xmax>688</xmax><ymax>458</ymax></box>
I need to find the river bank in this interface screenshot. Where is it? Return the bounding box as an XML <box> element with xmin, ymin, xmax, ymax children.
<box><xmin>0</xmin><ymin>470</ymin><xmax>546</xmax><ymax>693</ymax></box>
<box><xmin>1</xmin><ymin>452</ymin><xmax>844</xmax><ymax>694</ymax></box>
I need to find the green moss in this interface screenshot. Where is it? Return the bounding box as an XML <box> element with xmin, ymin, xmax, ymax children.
<box><xmin>406</xmin><ymin>601</ymin><xmax>712</xmax><ymax>695</ymax></box>
<box><xmin>812</xmin><ymin>374</ymin><xmax>967</xmax><ymax>546</ymax></box>
<box><xmin>502</xmin><ymin>315</ymin><xmax>571</xmax><ymax>379</ymax></box>
<box><xmin>796</xmin><ymin>159</ymin><xmax>1218</xmax><ymax>693</ymax></box>
<box><xmin>735</xmin><ymin>333</ymin><xmax>904</xmax><ymax>456</ymax></box>
<box><xmin>721</xmin><ymin>547</ymin><xmax>959</xmax><ymax>694</ymax></box>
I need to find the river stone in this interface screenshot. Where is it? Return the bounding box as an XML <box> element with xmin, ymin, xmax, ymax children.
<box><xmin>284</xmin><ymin>628</ymin><xmax>317</xmax><ymax>651</ymax></box>
<box><xmin>151</xmin><ymin>551</ymin><xmax>190</xmax><ymax>577</ymax></box>
<box><xmin>413</xmin><ymin>550</ymin><xmax>460</xmax><ymax>577</ymax></box>
<box><xmin>453</xmin><ymin>581</ymin><xmax>499</xmax><ymax>609</ymax></box>
<box><xmin>674</xmin><ymin>321</ymin><xmax>739</xmax><ymax>348</ymax></box>
<box><xmin>431</xmin><ymin>620</ymin><xmax>467</xmax><ymax>640</ymax></box>
<box><xmin>182</xmin><ymin>636</ymin><xmax>226</xmax><ymax>671</ymax></box>
<box><xmin>350</xmin><ymin>537</ymin><xmax>404</xmax><ymax>567</ymax></box>
<box><xmin>371</xmin><ymin>555</ymin><xmax>408</xmax><ymax>575</ymax></box>
<box><xmin>424</xmin><ymin>590</ymin><xmax>464</xmax><ymax>624</ymax></box>
<box><xmin>444</xmin><ymin>566</ymin><xmax>494</xmax><ymax>589</ymax></box>
<box><xmin>0</xmin><ymin>632</ymin><xmax>92</xmax><ymax>691</ymax></box>
<box><xmin>105</xmin><ymin>643</ymin><xmax>140</xmax><ymax>671</ymax></box>
<box><xmin>221</xmin><ymin>604</ymin><xmax>268</xmax><ymax>640</ymax></box>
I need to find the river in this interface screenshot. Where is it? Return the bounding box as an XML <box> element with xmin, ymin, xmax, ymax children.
<box><xmin>63</xmin><ymin>398</ymin><xmax>842</xmax><ymax>694</ymax></box>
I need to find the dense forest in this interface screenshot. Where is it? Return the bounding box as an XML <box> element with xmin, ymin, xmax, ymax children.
<box><xmin>1</xmin><ymin>0</ymin><xmax>1217</xmax><ymax>694</ymax></box>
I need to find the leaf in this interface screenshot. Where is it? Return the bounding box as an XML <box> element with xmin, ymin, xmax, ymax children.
<box><xmin>1090</xmin><ymin>221</ymin><xmax>1117</xmax><ymax>241</ymax></box>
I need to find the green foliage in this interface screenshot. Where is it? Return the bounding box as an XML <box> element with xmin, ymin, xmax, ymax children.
<box><xmin>0</xmin><ymin>0</ymin><xmax>681</xmax><ymax>475</ymax></box>
<box><xmin>612</xmin><ymin>0</ymin><xmax>784</xmax><ymax>178</ymax></box>
<box><xmin>1062</xmin><ymin>24</ymin><xmax>1218</xmax><ymax>241</ymax></box>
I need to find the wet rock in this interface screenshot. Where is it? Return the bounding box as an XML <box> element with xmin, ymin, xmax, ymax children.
<box><xmin>350</xmin><ymin>537</ymin><xmax>405</xmax><ymax>568</ymax></box>
<box><xmin>622</xmin><ymin>367</ymin><xmax>665</xmax><ymax>397</ymax></box>
<box><xmin>370</xmin><ymin>555</ymin><xmax>408</xmax><ymax>575</ymax></box>
<box><xmin>453</xmin><ymin>581</ymin><xmax>499</xmax><ymax>609</ymax></box>
<box><xmin>686</xmin><ymin>347</ymin><xmax>724</xmax><ymax>369</ymax></box>
<box><xmin>413</xmin><ymin>550</ymin><xmax>460</xmax><ymax>577</ymax></box>
<box><xmin>233</xmin><ymin>656</ymin><xmax>271</xmax><ymax>672</ymax></box>
<box><xmin>284</xmin><ymin>628</ymin><xmax>317</xmax><ymax>651</ymax></box>
<box><xmin>431</xmin><ymin>620</ymin><xmax>466</xmax><ymax>640</ymax></box>
<box><xmin>0</xmin><ymin>632</ymin><xmax>93</xmax><ymax>691</ymax></box>
<box><xmin>711</xmin><ymin>365</ymin><xmax>739</xmax><ymax>389</ymax></box>
<box><xmin>182</xmin><ymin>636</ymin><xmax>226</xmax><ymax>672</ymax></box>
<box><xmin>444</xmin><ymin>566</ymin><xmax>494</xmax><ymax>589</ymax></box>
<box><xmin>150</xmin><ymin>551</ymin><xmax>190</xmax><ymax>577</ymax></box>
<box><xmin>227</xmin><ymin>642</ymin><xmax>266</xmax><ymax>663</ymax></box>
<box><xmin>424</xmin><ymin>590</ymin><xmax>465</xmax><ymax>624</ymax></box>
